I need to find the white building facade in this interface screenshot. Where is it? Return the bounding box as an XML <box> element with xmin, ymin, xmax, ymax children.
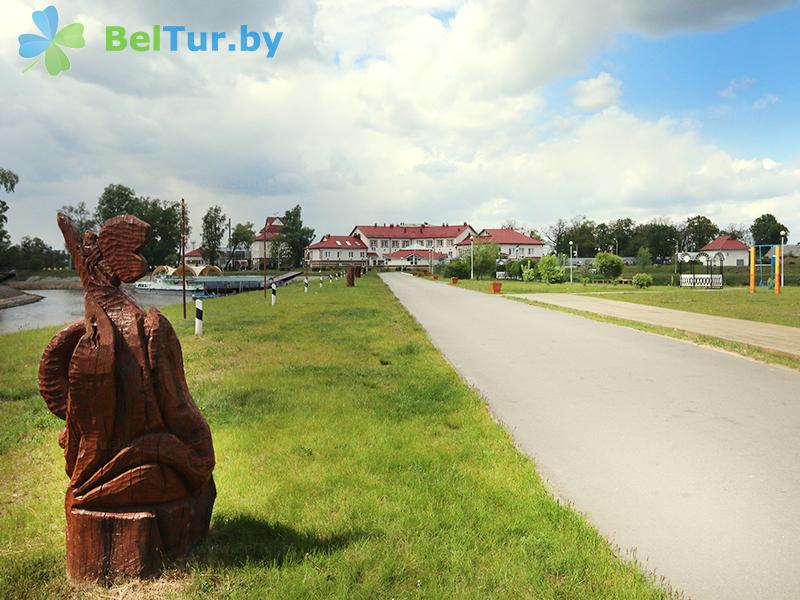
<box><xmin>350</xmin><ymin>223</ymin><xmax>476</xmax><ymax>265</ymax></box>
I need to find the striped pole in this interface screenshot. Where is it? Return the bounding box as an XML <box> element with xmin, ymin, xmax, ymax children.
<box><xmin>329</xmin><ymin>274</ymin><xmax>333</xmax><ymax>283</ymax></box>
<box><xmin>749</xmin><ymin>247</ymin><xmax>756</xmax><ymax>294</ymax></box>
<box><xmin>304</xmin><ymin>276</ymin><xmax>309</xmax><ymax>293</ymax></box>
<box><xmin>775</xmin><ymin>245</ymin><xmax>782</xmax><ymax>295</ymax></box>
<box><xmin>319</xmin><ymin>275</ymin><xmax>323</xmax><ymax>288</ymax></box>
<box><xmin>271</xmin><ymin>281</ymin><xmax>277</xmax><ymax>306</ymax></box>
<box><xmin>194</xmin><ymin>299</ymin><xmax>203</xmax><ymax>336</ymax></box>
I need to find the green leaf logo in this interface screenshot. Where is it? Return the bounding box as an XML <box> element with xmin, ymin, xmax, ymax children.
<box><xmin>18</xmin><ymin>6</ymin><xmax>85</xmax><ymax>76</ymax></box>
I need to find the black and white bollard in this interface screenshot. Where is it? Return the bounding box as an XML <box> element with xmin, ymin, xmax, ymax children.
<box><xmin>304</xmin><ymin>276</ymin><xmax>308</xmax><ymax>293</ymax></box>
<box><xmin>319</xmin><ymin>275</ymin><xmax>323</xmax><ymax>288</ymax></box>
<box><xmin>271</xmin><ymin>281</ymin><xmax>277</xmax><ymax>306</ymax></box>
<box><xmin>329</xmin><ymin>274</ymin><xmax>333</xmax><ymax>283</ymax></box>
<box><xmin>194</xmin><ymin>299</ymin><xmax>203</xmax><ymax>336</ymax></box>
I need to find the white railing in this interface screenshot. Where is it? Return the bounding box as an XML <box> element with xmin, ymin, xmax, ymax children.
<box><xmin>679</xmin><ymin>274</ymin><xmax>723</xmax><ymax>288</ymax></box>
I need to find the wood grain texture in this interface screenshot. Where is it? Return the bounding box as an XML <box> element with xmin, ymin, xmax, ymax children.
<box><xmin>41</xmin><ymin>213</ymin><xmax>216</xmax><ymax>584</ymax></box>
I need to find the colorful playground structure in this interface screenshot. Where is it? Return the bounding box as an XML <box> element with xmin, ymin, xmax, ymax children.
<box><xmin>749</xmin><ymin>245</ymin><xmax>782</xmax><ymax>295</ymax></box>
<box><xmin>678</xmin><ymin>243</ymin><xmax>785</xmax><ymax>293</ymax></box>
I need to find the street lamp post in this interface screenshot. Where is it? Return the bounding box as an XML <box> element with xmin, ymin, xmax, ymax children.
<box><xmin>780</xmin><ymin>230</ymin><xmax>787</xmax><ymax>288</ymax></box>
<box><xmin>614</xmin><ymin>238</ymin><xmax>619</xmax><ymax>256</ymax></box>
<box><xmin>568</xmin><ymin>240</ymin><xmax>574</xmax><ymax>284</ymax></box>
<box><xmin>470</xmin><ymin>234</ymin><xmax>475</xmax><ymax>280</ymax></box>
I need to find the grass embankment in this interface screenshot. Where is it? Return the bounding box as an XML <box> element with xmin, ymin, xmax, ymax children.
<box><xmin>0</xmin><ymin>275</ymin><xmax>674</xmax><ymax>598</ymax></box>
<box><xmin>447</xmin><ymin>279</ymin><xmax>626</xmax><ymax>294</ymax></box>
<box><xmin>586</xmin><ymin>287</ymin><xmax>800</xmax><ymax>329</ymax></box>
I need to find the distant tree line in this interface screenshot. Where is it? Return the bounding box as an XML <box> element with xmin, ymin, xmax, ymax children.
<box><xmin>543</xmin><ymin>213</ymin><xmax>789</xmax><ymax>260</ymax></box>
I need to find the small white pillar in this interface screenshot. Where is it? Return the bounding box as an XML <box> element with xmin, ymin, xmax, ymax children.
<box><xmin>194</xmin><ymin>299</ymin><xmax>203</xmax><ymax>336</ymax></box>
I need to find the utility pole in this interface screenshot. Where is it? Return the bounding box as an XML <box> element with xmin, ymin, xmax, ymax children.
<box><xmin>263</xmin><ymin>225</ymin><xmax>267</xmax><ymax>298</ymax></box>
<box><xmin>227</xmin><ymin>218</ymin><xmax>232</xmax><ymax>271</ymax></box>
<box><xmin>180</xmin><ymin>198</ymin><xmax>187</xmax><ymax>319</ymax></box>
<box><xmin>569</xmin><ymin>240</ymin><xmax>574</xmax><ymax>284</ymax></box>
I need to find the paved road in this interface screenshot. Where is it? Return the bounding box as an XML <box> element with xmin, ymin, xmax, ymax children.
<box><xmin>381</xmin><ymin>273</ymin><xmax>800</xmax><ymax>600</ymax></box>
<box><xmin>513</xmin><ymin>293</ymin><xmax>800</xmax><ymax>359</ymax></box>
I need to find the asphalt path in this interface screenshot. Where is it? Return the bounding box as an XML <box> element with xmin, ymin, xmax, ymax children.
<box><xmin>381</xmin><ymin>273</ymin><xmax>800</xmax><ymax>600</ymax></box>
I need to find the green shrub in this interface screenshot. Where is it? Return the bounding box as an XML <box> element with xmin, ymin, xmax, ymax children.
<box><xmin>595</xmin><ymin>252</ymin><xmax>624</xmax><ymax>279</ymax></box>
<box><xmin>538</xmin><ymin>255</ymin><xmax>565</xmax><ymax>284</ymax></box>
<box><xmin>632</xmin><ymin>273</ymin><xmax>653</xmax><ymax>288</ymax></box>
<box><xmin>522</xmin><ymin>261</ymin><xmax>538</xmax><ymax>282</ymax></box>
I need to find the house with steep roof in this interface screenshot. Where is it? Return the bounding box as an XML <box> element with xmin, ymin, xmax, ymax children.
<box><xmin>456</xmin><ymin>228</ymin><xmax>545</xmax><ymax>260</ymax></box>
<box><xmin>305</xmin><ymin>235</ymin><xmax>368</xmax><ymax>269</ymax></box>
<box><xmin>698</xmin><ymin>235</ymin><xmax>750</xmax><ymax>266</ymax></box>
<box><xmin>350</xmin><ymin>223</ymin><xmax>476</xmax><ymax>265</ymax></box>
<box><xmin>250</xmin><ymin>216</ymin><xmax>284</xmax><ymax>269</ymax></box>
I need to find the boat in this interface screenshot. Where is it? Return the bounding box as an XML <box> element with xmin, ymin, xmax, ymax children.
<box><xmin>133</xmin><ymin>277</ymin><xmax>203</xmax><ymax>294</ymax></box>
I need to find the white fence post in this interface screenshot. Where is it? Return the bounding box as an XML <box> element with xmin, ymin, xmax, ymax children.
<box><xmin>271</xmin><ymin>282</ymin><xmax>277</xmax><ymax>306</ymax></box>
<box><xmin>195</xmin><ymin>299</ymin><xmax>203</xmax><ymax>336</ymax></box>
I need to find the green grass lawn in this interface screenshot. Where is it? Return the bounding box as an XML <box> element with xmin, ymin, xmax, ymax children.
<box><xmin>0</xmin><ymin>274</ymin><xmax>673</xmax><ymax>599</ymax></box>
<box><xmin>586</xmin><ymin>287</ymin><xmax>800</xmax><ymax>328</ymax></box>
<box><xmin>443</xmin><ymin>278</ymin><xmax>628</xmax><ymax>295</ymax></box>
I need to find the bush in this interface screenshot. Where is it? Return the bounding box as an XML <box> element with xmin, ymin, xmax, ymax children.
<box><xmin>521</xmin><ymin>261</ymin><xmax>538</xmax><ymax>282</ymax></box>
<box><xmin>538</xmin><ymin>255</ymin><xmax>565</xmax><ymax>284</ymax></box>
<box><xmin>595</xmin><ymin>252</ymin><xmax>624</xmax><ymax>279</ymax></box>
<box><xmin>632</xmin><ymin>273</ymin><xmax>653</xmax><ymax>288</ymax></box>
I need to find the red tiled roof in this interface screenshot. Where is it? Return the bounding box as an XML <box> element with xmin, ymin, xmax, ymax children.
<box><xmin>351</xmin><ymin>224</ymin><xmax>473</xmax><ymax>239</ymax></box>
<box><xmin>456</xmin><ymin>228</ymin><xmax>544</xmax><ymax>245</ymax></box>
<box><xmin>185</xmin><ymin>247</ymin><xmax>204</xmax><ymax>257</ymax></box>
<box><xmin>385</xmin><ymin>249</ymin><xmax>448</xmax><ymax>260</ymax></box>
<box><xmin>700</xmin><ymin>236</ymin><xmax>749</xmax><ymax>252</ymax></box>
<box><xmin>254</xmin><ymin>216</ymin><xmax>284</xmax><ymax>242</ymax></box>
<box><xmin>307</xmin><ymin>235</ymin><xmax>367</xmax><ymax>250</ymax></box>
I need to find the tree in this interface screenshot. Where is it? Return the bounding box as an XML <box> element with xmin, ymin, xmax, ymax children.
<box><xmin>545</xmin><ymin>218</ymin><xmax>570</xmax><ymax>255</ymax></box>
<box><xmin>720</xmin><ymin>223</ymin><xmax>752</xmax><ymax>244</ymax></box>
<box><xmin>201</xmin><ymin>205</ymin><xmax>227</xmax><ymax>267</ymax></box>
<box><xmin>595</xmin><ymin>252</ymin><xmax>624</xmax><ymax>279</ymax></box>
<box><xmin>537</xmin><ymin>255</ymin><xmax>565</xmax><ymax>283</ymax></box>
<box><xmin>750</xmin><ymin>214</ymin><xmax>788</xmax><ymax>246</ymax></box>
<box><xmin>95</xmin><ymin>184</ymin><xmax>143</xmax><ymax>222</ymax></box>
<box><xmin>3</xmin><ymin>236</ymin><xmax>68</xmax><ymax>271</ymax></box>
<box><xmin>607</xmin><ymin>218</ymin><xmax>636</xmax><ymax>256</ymax></box>
<box><xmin>473</xmin><ymin>242</ymin><xmax>499</xmax><ymax>279</ymax></box>
<box><xmin>229</xmin><ymin>222</ymin><xmax>255</xmax><ymax>268</ymax></box>
<box><xmin>630</xmin><ymin>219</ymin><xmax>679</xmax><ymax>261</ymax></box>
<box><xmin>636</xmin><ymin>246</ymin><xmax>652</xmax><ymax>271</ymax></box>
<box><xmin>682</xmin><ymin>215</ymin><xmax>719</xmax><ymax>250</ymax></box>
<box><xmin>0</xmin><ymin>168</ymin><xmax>19</xmax><ymax>257</ymax></box>
<box><xmin>272</xmin><ymin>205</ymin><xmax>315</xmax><ymax>268</ymax></box>
<box><xmin>563</xmin><ymin>215</ymin><xmax>597</xmax><ymax>257</ymax></box>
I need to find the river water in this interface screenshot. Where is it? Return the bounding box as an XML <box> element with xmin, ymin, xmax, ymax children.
<box><xmin>0</xmin><ymin>289</ymin><xmax>183</xmax><ymax>335</ymax></box>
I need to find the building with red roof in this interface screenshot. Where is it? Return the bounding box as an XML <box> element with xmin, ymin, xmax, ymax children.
<box><xmin>456</xmin><ymin>228</ymin><xmax>545</xmax><ymax>260</ymax></box>
<box><xmin>698</xmin><ymin>235</ymin><xmax>750</xmax><ymax>266</ymax></box>
<box><xmin>250</xmin><ymin>216</ymin><xmax>285</xmax><ymax>269</ymax></box>
<box><xmin>350</xmin><ymin>222</ymin><xmax>476</xmax><ymax>264</ymax></box>
<box><xmin>384</xmin><ymin>248</ymin><xmax>448</xmax><ymax>270</ymax></box>
<box><xmin>305</xmin><ymin>235</ymin><xmax>368</xmax><ymax>269</ymax></box>
<box><xmin>184</xmin><ymin>247</ymin><xmax>206</xmax><ymax>266</ymax></box>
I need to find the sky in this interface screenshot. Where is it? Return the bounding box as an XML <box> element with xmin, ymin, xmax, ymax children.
<box><xmin>1</xmin><ymin>0</ymin><xmax>799</xmax><ymax>249</ymax></box>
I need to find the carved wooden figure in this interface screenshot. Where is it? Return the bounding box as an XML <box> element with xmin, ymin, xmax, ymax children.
<box><xmin>39</xmin><ymin>213</ymin><xmax>216</xmax><ymax>584</ymax></box>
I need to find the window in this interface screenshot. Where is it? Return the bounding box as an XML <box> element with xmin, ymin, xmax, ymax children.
<box><xmin>324</xmin><ymin>251</ymin><xmax>330</xmax><ymax>258</ymax></box>
<box><xmin>737</xmin><ymin>259</ymin><xmax>744</xmax><ymax>266</ymax></box>
<box><xmin>371</xmin><ymin>240</ymin><xmax>377</xmax><ymax>249</ymax></box>
<box><xmin>447</xmin><ymin>240</ymin><xmax>453</xmax><ymax>246</ymax></box>
<box><xmin>349</xmin><ymin>252</ymin><xmax>353</xmax><ymax>258</ymax></box>
<box><xmin>392</xmin><ymin>240</ymin><xmax>399</xmax><ymax>248</ymax></box>
<box><xmin>426</xmin><ymin>240</ymin><xmax>433</xmax><ymax>247</ymax></box>
<box><xmin>437</xmin><ymin>239</ymin><xmax>443</xmax><ymax>246</ymax></box>
<box><xmin>381</xmin><ymin>240</ymin><xmax>389</xmax><ymax>248</ymax></box>
<box><xmin>402</xmin><ymin>240</ymin><xmax>410</xmax><ymax>247</ymax></box>
<box><xmin>337</xmin><ymin>251</ymin><xmax>340</xmax><ymax>258</ymax></box>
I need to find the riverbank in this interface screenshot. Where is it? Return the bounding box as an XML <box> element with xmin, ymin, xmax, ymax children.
<box><xmin>6</xmin><ymin>276</ymin><xmax>82</xmax><ymax>290</ymax></box>
<box><xmin>0</xmin><ymin>274</ymin><xmax>674</xmax><ymax>599</ymax></box>
<box><xmin>0</xmin><ymin>285</ymin><xmax>41</xmax><ymax>310</ymax></box>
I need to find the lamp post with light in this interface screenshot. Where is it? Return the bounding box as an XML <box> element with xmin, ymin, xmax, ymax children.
<box><xmin>568</xmin><ymin>240</ymin><xmax>574</xmax><ymax>284</ymax></box>
<box><xmin>470</xmin><ymin>234</ymin><xmax>475</xmax><ymax>280</ymax></box>
<box><xmin>780</xmin><ymin>229</ymin><xmax>787</xmax><ymax>288</ymax></box>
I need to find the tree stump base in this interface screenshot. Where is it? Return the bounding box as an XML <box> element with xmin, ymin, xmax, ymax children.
<box><xmin>66</xmin><ymin>478</ymin><xmax>216</xmax><ymax>584</ymax></box>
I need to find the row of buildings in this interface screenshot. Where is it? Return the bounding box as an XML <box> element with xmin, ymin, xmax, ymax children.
<box><xmin>184</xmin><ymin>215</ymin><xmax>763</xmax><ymax>271</ymax></box>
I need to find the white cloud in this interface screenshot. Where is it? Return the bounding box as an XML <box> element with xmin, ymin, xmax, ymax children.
<box><xmin>0</xmin><ymin>0</ymin><xmax>797</xmax><ymax>249</ymax></box>
<box><xmin>571</xmin><ymin>72</ymin><xmax>622</xmax><ymax>111</ymax></box>
<box><xmin>753</xmin><ymin>93</ymin><xmax>779</xmax><ymax>110</ymax></box>
<box><xmin>719</xmin><ymin>76</ymin><xmax>755</xmax><ymax>98</ymax></box>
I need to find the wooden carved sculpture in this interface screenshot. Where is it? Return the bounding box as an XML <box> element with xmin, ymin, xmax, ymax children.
<box><xmin>38</xmin><ymin>213</ymin><xmax>215</xmax><ymax>583</ymax></box>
